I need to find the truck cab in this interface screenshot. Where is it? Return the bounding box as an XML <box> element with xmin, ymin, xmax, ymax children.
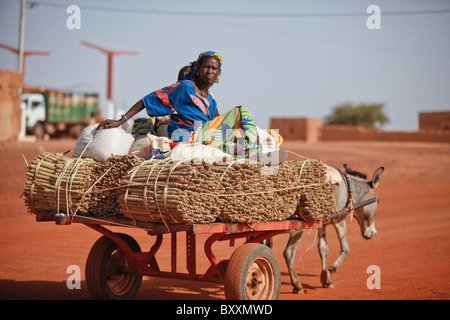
<box><xmin>22</xmin><ymin>92</ymin><xmax>46</xmax><ymax>138</ymax></box>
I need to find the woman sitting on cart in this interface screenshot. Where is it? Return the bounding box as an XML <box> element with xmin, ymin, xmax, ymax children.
<box><xmin>98</xmin><ymin>51</ymin><xmax>222</xmax><ymax>140</ymax></box>
<box><xmin>97</xmin><ymin>50</ymin><xmax>286</xmax><ymax>164</ymax></box>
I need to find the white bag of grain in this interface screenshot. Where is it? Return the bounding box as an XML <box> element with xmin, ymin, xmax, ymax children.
<box><xmin>170</xmin><ymin>143</ymin><xmax>234</xmax><ymax>165</ymax></box>
<box><xmin>73</xmin><ymin>123</ymin><xmax>135</xmax><ymax>162</ymax></box>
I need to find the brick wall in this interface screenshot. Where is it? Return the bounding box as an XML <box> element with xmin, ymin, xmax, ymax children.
<box><xmin>270</xmin><ymin>117</ymin><xmax>450</xmax><ymax>143</ymax></box>
<box><xmin>270</xmin><ymin>118</ymin><xmax>322</xmax><ymax>142</ymax></box>
<box><xmin>0</xmin><ymin>70</ymin><xmax>23</xmax><ymax>143</ymax></box>
<box><xmin>419</xmin><ymin>111</ymin><xmax>450</xmax><ymax>132</ymax></box>
<box><xmin>321</xmin><ymin>125</ymin><xmax>450</xmax><ymax>143</ymax></box>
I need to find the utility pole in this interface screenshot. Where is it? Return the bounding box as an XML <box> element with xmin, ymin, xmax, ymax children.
<box><xmin>81</xmin><ymin>41</ymin><xmax>138</xmax><ymax>119</ymax></box>
<box><xmin>18</xmin><ymin>0</ymin><xmax>26</xmax><ymax>74</ymax></box>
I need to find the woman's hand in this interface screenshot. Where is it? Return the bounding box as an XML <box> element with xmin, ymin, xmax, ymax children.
<box><xmin>96</xmin><ymin>99</ymin><xmax>145</xmax><ymax>131</ymax></box>
<box><xmin>96</xmin><ymin>118</ymin><xmax>124</xmax><ymax>130</ymax></box>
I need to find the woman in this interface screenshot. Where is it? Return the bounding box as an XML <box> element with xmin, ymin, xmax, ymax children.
<box><xmin>98</xmin><ymin>50</ymin><xmax>286</xmax><ymax>164</ymax></box>
<box><xmin>97</xmin><ymin>51</ymin><xmax>222</xmax><ymax>142</ymax></box>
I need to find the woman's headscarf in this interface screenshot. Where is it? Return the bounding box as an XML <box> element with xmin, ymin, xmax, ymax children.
<box><xmin>183</xmin><ymin>51</ymin><xmax>222</xmax><ymax>84</ymax></box>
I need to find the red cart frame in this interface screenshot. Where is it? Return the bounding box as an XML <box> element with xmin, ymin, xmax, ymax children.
<box><xmin>35</xmin><ymin>213</ymin><xmax>321</xmax><ymax>300</ymax></box>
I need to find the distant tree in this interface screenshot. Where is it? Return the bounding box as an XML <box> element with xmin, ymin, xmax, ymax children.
<box><xmin>324</xmin><ymin>102</ymin><xmax>389</xmax><ymax>129</ymax></box>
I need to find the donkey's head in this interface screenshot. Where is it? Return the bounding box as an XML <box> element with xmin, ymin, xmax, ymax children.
<box><xmin>344</xmin><ymin>164</ymin><xmax>384</xmax><ymax>240</ymax></box>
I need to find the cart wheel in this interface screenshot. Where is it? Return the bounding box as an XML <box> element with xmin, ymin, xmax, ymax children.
<box><xmin>86</xmin><ymin>233</ymin><xmax>142</xmax><ymax>300</ymax></box>
<box><xmin>225</xmin><ymin>243</ymin><xmax>280</xmax><ymax>300</ymax></box>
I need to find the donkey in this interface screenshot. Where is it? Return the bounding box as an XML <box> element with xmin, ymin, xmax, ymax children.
<box><xmin>283</xmin><ymin>164</ymin><xmax>384</xmax><ymax>293</ymax></box>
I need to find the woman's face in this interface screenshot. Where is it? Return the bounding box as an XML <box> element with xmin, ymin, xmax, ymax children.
<box><xmin>197</xmin><ymin>57</ymin><xmax>221</xmax><ymax>86</ymax></box>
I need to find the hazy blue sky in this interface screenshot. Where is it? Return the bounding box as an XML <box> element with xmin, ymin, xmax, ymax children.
<box><xmin>1</xmin><ymin>0</ymin><xmax>449</xmax><ymax>131</ymax></box>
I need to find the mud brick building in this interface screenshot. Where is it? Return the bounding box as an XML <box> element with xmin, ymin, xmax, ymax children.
<box><xmin>0</xmin><ymin>70</ymin><xmax>23</xmax><ymax>143</ymax></box>
<box><xmin>419</xmin><ymin>111</ymin><xmax>450</xmax><ymax>132</ymax></box>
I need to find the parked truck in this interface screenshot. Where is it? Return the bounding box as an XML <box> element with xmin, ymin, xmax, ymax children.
<box><xmin>22</xmin><ymin>88</ymin><xmax>101</xmax><ymax>139</ymax></box>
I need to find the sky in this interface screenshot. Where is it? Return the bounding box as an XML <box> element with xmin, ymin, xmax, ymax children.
<box><xmin>1</xmin><ymin>0</ymin><xmax>449</xmax><ymax>131</ymax></box>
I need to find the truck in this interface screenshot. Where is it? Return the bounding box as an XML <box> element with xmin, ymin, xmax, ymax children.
<box><xmin>22</xmin><ymin>88</ymin><xmax>101</xmax><ymax>139</ymax></box>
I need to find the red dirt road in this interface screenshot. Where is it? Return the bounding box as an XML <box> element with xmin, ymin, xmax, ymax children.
<box><xmin>0</xmin><ymin>139</ymin><xmax>449</xmax><ymax>300</ymax></box>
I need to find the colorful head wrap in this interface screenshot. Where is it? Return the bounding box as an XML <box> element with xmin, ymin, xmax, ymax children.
<box><xmin>183</xmin><ymin>51</ymin><xmax>222</xmax><ymax>84</ymax></box>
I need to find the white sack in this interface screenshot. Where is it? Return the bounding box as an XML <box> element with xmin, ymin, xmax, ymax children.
<box><xmin>170</xmin><ymin>143</ymin><xmax>234</xmax><ymax>165</ymax></box>
<box><xmin>73</xmin><ymin>123</ymin><xmax>135</xmax><ymax>162</ymax></box>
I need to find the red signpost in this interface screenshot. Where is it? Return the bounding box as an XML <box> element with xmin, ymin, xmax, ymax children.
<box><xmin>81</xmin><ymin>41</ymin><xmax>138</xmax><ymax>118</ymax></box>
<box><xmin>0</xmin><ymin>42</ymin><xmax>50</xmax><ymax>84</ymax></box>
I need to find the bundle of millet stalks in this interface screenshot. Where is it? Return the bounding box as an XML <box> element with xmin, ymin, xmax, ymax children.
<box><xmin>295</xmin><ymin>160</ymin><xmax>336</xmax><ymax>222</ymax></box>
<box><xmin>24</xmin><ymin>152</ymin><xmax>335</xmax><ymax>223</ymax></box>
<box><xmin>119</xmin><ymin>158</ymin><xmax>336</xmax><ymax>224</ymax></box>
<box><xmin>85</xmin><ymin>154</ymin><xmax>143</xmax><ymax>217</ymax></box>
<box><xmin>119</xmin><ymin>158</ymin><xmax>226</xmax><ymax>224</ymax></box>
<box><xmin>24</xmin><ymin>152</ymin><xmax>94</xmax><ymax>215</ymax></box>
<box><xmin>23</xmin><ymin>152</ymin><xmax>142</xmax><ymax>218</ymax></box>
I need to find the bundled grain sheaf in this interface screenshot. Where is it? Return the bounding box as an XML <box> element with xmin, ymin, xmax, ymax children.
<box><xmin>217</xmin><ymin>160</ymin><xmax>335</xmax><ymax>222</ymax></box>
<box><xmin>119</xmin><ymin>158</ymin><xmax>335</xmax><ymax>224</ymax></box>
<box><xmin>24</xmin><ymin>152</ymin><xmax>336</xmax><ymax>224</ymax></box>
<box><xmin>86</xmin><ymin>154</ymin><xmax>143</xmax><ymax>217</ymax></box>
<box><xmin>119</xmin><ymin>159</ymin><xmax>227</xmax><ymax>224</ymax></box>
<box><xmin>23</xmin><ymin>152</ymin><xmax>142</xmax><ymax>218</ymax></box>
<box><xmin>23</xmin><ymin>152</ymin><xmax>95</xmax><ymax>215</ymax></box>
<box><xmin>216</xmin><ymin>162</ymin><xmax>305</xmax><ymax>223</ymax></box>
<box><xmin>296</xmin><ymin>160</ymin><xmax>336</xmax><ymax>221</ymax></box>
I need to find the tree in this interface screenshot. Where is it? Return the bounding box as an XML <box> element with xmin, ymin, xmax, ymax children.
<box><xmin>324</xmin><ymin>102</ymin><xmax>389</xmax><ymax>129</ymax></box>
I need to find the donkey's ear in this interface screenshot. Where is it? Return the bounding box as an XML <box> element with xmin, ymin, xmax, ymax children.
<box><xmin>370</xmin><ymin>167</ymin><xmax>384</xmax><ymax>189</ymax></box>
<box><xmin>343</xmin><ymin>164</ymin><xmax>352</xmax><ymax>172</ymax></box>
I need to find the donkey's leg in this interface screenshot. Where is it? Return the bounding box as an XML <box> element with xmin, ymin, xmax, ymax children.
<box><xmin>283</xmin><ymin>229</ymin><xmax>304</xmax><ymax>293</ymax></box>
<box><xmin>324</xmin><ymin>219</ymin><xmax>350</xmax><ymax>288</ymax></box>
<box><xmin>318</xmin><ymin>226</ymin><xmax>333</xmax><ymax>287</ymax></box>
